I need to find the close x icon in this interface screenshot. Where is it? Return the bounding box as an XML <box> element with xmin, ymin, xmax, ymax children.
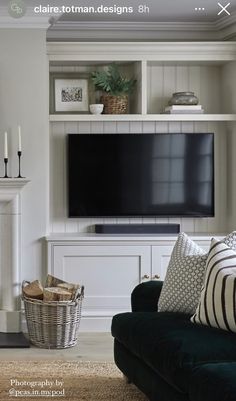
<box><xmin>217</xmin><ymin>2</ymin><xmax>231</xmax><ymax>15</ymax></box>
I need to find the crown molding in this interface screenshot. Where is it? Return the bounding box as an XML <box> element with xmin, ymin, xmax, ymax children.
<box><xmin>49</xmin><ymin>13</ymin><xmax>236</xmax><ymax>32</ymax></box>
<box><xmin>47</xmin><ymin>41</ymin><xmax>236</xmax><ymax>62</ymax></box>
<box><xmin>49</xmin><ymin>21</ymin><xmax>217</xmax><ymax>32</ymax></box>
<box><xmin>214</xmin><ymin>11</ymin><xmax>236</xmax><ymax>30</ymax></box>
<box><xmin>47</xmin><ymin>14</ymin><xmax>236</xmax><ymax>41</ymax></box>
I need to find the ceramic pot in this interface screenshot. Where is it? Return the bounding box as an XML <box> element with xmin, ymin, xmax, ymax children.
<box><xmin>169</xmin><ymin>92</ymin><xmax>199</xmax><ymax>106</ymax></box>
<box><xmin>89</xmin><ymin>104</ymin><xmax>104</xmax><ymax>114</ymax></box>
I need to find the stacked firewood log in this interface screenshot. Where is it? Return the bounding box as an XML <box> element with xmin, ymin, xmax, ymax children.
<box><xmin>22</xmin><ymin>275</ymin><xmax>81</xmax><ymax>302</ymax></box>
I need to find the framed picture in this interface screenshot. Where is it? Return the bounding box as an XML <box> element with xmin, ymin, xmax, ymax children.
<box><xmin>50</xmin><ymin>73</ymin><xmax>89</xmax><ymax>114</ymax></box>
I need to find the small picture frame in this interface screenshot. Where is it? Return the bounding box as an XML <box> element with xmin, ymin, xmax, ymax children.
<box><xmin>50</xmin><ymin>73</ymin><xmax>89</xmax><ymax>114</ymax></box>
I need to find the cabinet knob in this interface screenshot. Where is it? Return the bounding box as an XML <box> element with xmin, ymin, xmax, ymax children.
<box><xmin>142</xmin><ymin>274</ymin><xmax>150</xmax><ymax>280</ymax></box>
<box><xmin>152</xmin><ymin>274</ymin><xmax>160</xmax><ymax>280</ymax></box>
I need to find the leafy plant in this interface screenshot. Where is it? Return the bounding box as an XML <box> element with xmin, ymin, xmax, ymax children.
<box><xmin>91</xmin><ymin>64</ymin><xmax>136</xmax><ymax>96</ymax></box>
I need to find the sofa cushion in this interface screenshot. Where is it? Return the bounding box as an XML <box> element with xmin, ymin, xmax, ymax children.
<box><xmin>191</xmin><ymin>239</ymin><xmax>236</xmax><ymax>333</ymax></box>
<box><xmin>158</xmin><ymin>233</ymin><xmax>207</xmax><ymax>315</ymax></box>
<box><xmin>112</xmin><ymin>312</ymin><xmax>236</xmax><ymax>392</ymax></box>
<box><xmin>188</xmin><ymin>362</ymin><xmax>236</xmax><ymax>401</ymax></box>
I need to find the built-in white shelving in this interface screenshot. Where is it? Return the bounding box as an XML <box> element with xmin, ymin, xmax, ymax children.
<box><xmin>48</xmin><ymin>42</ymin><xmax>236</xmax><ymax>122</ymax></box>
<box><xmin>49</xmin><ymin>114</ymin><xmax>236</xmax><ymax>122</ymax></box>
<box><xmin>48</xmin><ymin>41</ymin><xmax>236</xmax><ymax>239</ymax></box>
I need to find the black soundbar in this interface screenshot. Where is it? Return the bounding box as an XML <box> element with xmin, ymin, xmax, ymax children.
<box><xmin>94</xmin><ymin>224</ymin><xmax>180</xmax><ymax>234</ymax></box>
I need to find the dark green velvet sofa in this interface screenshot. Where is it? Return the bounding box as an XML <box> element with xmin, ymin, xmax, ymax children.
<box><xmin>111</xmin><ymin>281</ymin><xmax>236</xmax><ymax>401</ymax></box>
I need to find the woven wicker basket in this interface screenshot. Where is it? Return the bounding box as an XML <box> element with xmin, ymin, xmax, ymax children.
<box><xmin>22</xmin><ymin>281</ymin><xmax>84</xmax><ymax>349</ymax></box>
<box><xmin>100</xmin><ymin>94</ymin><xmax>128</xmax><ymax>114</ymax></box>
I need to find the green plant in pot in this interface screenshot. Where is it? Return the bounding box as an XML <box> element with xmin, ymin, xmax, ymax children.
<box><xmin>91</xmin><ymin>64</ymin><xmax>136</xmax><ymax>114</ymax></box>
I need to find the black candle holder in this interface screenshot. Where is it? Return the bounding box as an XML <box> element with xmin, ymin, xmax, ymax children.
<box><xmin>3</xmin><ymin>158</ymin><xmax>11</xmax><ymax>178</ymax></box>
<box><xmin>16</xmin><ymin>151</ymin><xmax>25</xmax><ymax>178</ymax></box>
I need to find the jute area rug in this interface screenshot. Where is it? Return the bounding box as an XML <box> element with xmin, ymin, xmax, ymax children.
<box><xmin>0</xmin><ymin>361</ymin><xmax>148</xmax><ymax>401</ymax></box>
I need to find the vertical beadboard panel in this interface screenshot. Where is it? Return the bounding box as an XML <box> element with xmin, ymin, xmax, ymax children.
<box><xmin>147</xmin><ymin>65</ymin><xmax>221</xmax><ymax>114</ymax></box>
<box><xmin>116</xmin><ymin>122</ymin><xmax>130</xmax><ymax>134</ymax></box>
<box><xmin>189</xmin><ymin>66</ymin><xmax>201</xmax><ymax>105</ymax></box>
<box><xmin>200</xmin><ymin>66</ymin><xmax>221</xmax><ymax>113</ymax></box>
<box><xmin>143</xmin><ymin>121</ymin><xmax>155</xmax><ymax>133</ymax></box>
<box><xmin>103</xmin><ymin>121</ymin><xmax>117</xmax><ymax>134</ymax></box>
<box><xmin>163</xmin><ymin>66</ymin><xmax>176</xmax><ymax>108</ymax></box>
<box><xmin>77</xmin><ymin>122</ymin><xmax>91</xmax><ymax>134</ymax></box>
<box><xmin>91</xmin><ymin>121</ymin><xmax>104</xmax><ymax>133</ymax></box>
<box><xmin>140</xmin><ymin>61</ymin><xmax>147</xmax><ymax>115</ymax></box>
<box><xmin>147</xmin><ymin>65</ymin><xmax>164</xmax><ymax>114</ymax></box>
<box><xmin>130</xmin><ymin>121</ymin><xmax>143</xmax><ymax>133</ymax></box>
<box><xmin>155</xmin><ymin>121</ymin><xmax>168</xmax><ymax>134</ymax></box>
<box><xmin>168</xmin><ymin>122</ymin><xmax>181</xmax><ymax>134</ymax></box>
<box><xmin>176</xmin><ymin>66</ymin><xmax>189</xmax><ymax>92</ymax></box>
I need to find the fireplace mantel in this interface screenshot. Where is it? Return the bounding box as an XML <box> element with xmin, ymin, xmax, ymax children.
<box><xmin>0</xmin><ymin>179</ymin><xmax>29</xmax><ymax>332</ymax></box>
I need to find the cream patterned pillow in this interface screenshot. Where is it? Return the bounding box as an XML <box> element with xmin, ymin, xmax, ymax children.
<box><xmin>224</xmin><ymin>231</ymin><xmax>236</xmax><ymax>250</ymax></box>
<box><xmin>158</xmin><ymin>233</ymin><xmax>208</xmax><ymax>315</ymax></box>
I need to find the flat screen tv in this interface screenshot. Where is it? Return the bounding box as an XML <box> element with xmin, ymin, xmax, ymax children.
<box><xmin>68</xmin><ymin>133</ymin><xmax>214</xmax><ymax>218</ymax></box>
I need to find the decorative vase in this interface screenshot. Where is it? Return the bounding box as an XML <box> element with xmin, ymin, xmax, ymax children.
<box><xmin>169</xmin><ymin>92</ymin><xmax>199</xmax><ymax>106</ymax></box>
<box><xmin>100</xmin><ymin>94</ymin><xmax>128</xmax><ymax>114</ymax></box>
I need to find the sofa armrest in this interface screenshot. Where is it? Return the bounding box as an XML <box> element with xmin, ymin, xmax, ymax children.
<box><xmin>131</xmin><ymin>280</ymin><xmax>163</xmax><ymax>312</ymax></box>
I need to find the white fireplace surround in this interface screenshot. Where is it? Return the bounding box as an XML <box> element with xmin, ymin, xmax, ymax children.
<box><xmin>0</xmin><ymin>179</ymin><xmax>29</xmax><ymax>333</ymax></box>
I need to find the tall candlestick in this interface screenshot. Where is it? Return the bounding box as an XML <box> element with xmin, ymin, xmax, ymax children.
<box><xmin>4</xmin><ymin>132</ymin><xmax>8</xmax><ymax>159</ymax></box>
<box><xmin>18</xmin><ymin>126</ymin><xmax>22</xmax><ymax>152</ymax></box>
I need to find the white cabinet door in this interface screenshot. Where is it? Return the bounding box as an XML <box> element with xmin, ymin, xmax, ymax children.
<box><xmin>151</xmin><ymin>239</ymin><xmax>212</xmax><ymax>281</ymax></box>
<box><xmin>49</xmin><ymin>244</ymin><xmax>151</xmax><ymax>331</ymax></box>
<box><xmin>151</xmin><ymin>245</ymin><xmax>174</xmax><ymax>281</ymax></box>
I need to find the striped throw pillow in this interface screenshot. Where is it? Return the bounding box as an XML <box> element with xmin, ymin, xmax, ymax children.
<box><xmin>191</xmin><ymin>238</ymin><xmax>236</xmax><ymax>333</ymax></box>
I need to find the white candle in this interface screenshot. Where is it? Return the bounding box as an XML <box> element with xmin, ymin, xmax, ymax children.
<box><xmin>18</xmin><ymin>126</ymin><xmax>22</xmax><ymax>152</ymax></box>
<box><xmin>4</xmin><ymin>132</ymin><xmax>8</xmax><ymax>159</ymax></box>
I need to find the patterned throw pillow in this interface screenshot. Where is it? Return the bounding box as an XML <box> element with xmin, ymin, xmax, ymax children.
<box><xmin>158</xmin><ymin>233</ymin><xmax>208</xmax><ymax>315</ymax></box>
<box><xmin>224</xmin><ymin>231</ymin><xmax>236</xmax><ymax>250</ymax></box>
<box><xmin>191</xmin><ymin>239</ymin><xmax>236</xmax><ymax>333</ymax></box>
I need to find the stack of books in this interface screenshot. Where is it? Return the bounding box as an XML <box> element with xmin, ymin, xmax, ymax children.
<box><xmin>164</xmin><ymin>105</ymin><xmax>204</xmax><ymax>114</ymax></box>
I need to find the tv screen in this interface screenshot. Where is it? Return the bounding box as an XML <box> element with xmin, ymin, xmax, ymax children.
<box><xmin>68</xmin><ymin>133</ymin><xmax>214</xmax><ymax>218</ymax></box>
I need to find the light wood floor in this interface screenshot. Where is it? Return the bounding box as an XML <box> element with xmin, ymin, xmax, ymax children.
<box><xmin>0</xmin><ymin>333</ymin><xmax>114</xmax><ymax>362</ymax></box>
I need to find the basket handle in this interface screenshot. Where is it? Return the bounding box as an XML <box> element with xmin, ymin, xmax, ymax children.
<box><xmin>73</xmin><ymin>285</ymin><xmax>84</xmax><ymax>302</ymax></box>
<box><xmin>22</xmin><ymin>280</ymin><xmax>30</xmax><ymax>294</ymax></box>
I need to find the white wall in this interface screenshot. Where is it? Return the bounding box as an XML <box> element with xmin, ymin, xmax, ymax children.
<box><xmin>0</xmin><ymin>29</ymin><xmax>49</xmax><ymax>282</ymax></box>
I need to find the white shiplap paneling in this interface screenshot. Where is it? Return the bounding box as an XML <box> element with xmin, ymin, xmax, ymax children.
<box><xmin>147</xmin><ymin>64</ymin><xmax>221</xmax><ymax>114</ymax></box>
